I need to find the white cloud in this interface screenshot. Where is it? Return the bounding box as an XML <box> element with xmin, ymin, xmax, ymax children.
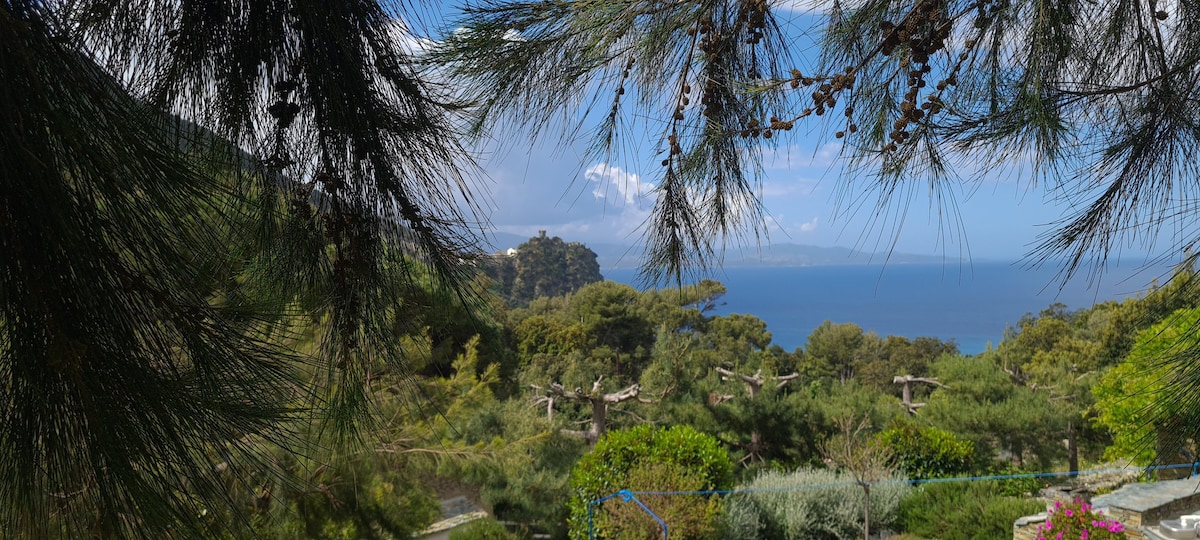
<box><xmin>583</xmin><ymin>162</ymin><xmax>653</xmax><ymax>238</ymax></box>
<box><xmin>450</xmin><ymin>26</ymin><xmax>526</xmax><ymax>43</ymax></box>
<box><xmin>775</xmin><ymin>0</ymin><xmax>830</xmax><ymax>14</ymax></box>
<box><xmin>502</xmin><ymin>29</ymin><xmax>527</xmax><ymax>42</ymax></box>
<box><xmin>799</xmin><ymin>216</ymin><xmax>819</xmax><ymax>232</ymax></box>
<box><xmin>586</xmin><ymin>162</ymin><xmax>650</xmax><ymax>208</ymax></box>
<box><xmin>387</xmin><ymin>19</ymin><xmax>437</xmax><ymax>54</ymax></box>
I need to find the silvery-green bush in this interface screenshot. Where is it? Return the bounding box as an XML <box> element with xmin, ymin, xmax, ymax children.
<box><xmin>723</xmin><ymin>467</ymin><xmax>911</xmax><ymax>540</ymax></box>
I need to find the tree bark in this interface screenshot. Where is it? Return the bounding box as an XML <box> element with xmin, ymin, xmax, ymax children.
<box><xmin>892</xmin><ymin>375</ymin><xmax>944</xmax><ymax>415</ymax></box>
<box><xmin>862</xmin><ymin>482</ymin><xmax>871</xmax><ymax>540</ymax></box>
<box><xmin>533</xmin><ymin>378</ymin><xmax>644</xmax><ymax>445</ymax></box>
<box><xmin>1068</xmin><ymin>419</ymin><xmax>1078</xmax><ymax>477</ymax></box>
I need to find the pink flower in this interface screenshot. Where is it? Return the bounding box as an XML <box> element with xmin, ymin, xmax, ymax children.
<box><xmin>1041</xmin><ymin>499</ymin><xmax>1126</xmax><ymax>539</ymax></box>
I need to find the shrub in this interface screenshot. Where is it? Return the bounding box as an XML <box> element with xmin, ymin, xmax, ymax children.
<box><xmin>567</xmin><ymin>424</ymin><xmax>734</xmax><ymax>540</ymax></box>
<box><xmin>720</xmin><ymin>493</ymin><xmax>766</xmax><ymax>540</ymax></box>
<box><xmin>603</xmin><ymin>463</ymin><xmax>724</xmax><ymax>540</ymax></box>
<box><xmin>984</xmin><ymin>462</ymin><xmax>1051</xmax><ymax>497</ymax></box>
<box><xmin>723</xmin><ymin>467</ymin><xmax>911</xmax><ymax>540</ymax></box>
<box><xmin>449</xmin><ymin>517</ymin><xmax>520</xmax><ymax>540</ymax></box>
<box><xmin>877</xmin><ymin>420</ymin><xmax>974</xmax><ymax>480</ymax></box>
<box><xmin>897</xmin><ymin>480</ymin><xmax>1045</xmax><ymax>540</ymax></box>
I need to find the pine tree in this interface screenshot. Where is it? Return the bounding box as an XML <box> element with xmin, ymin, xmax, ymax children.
<box><xmin>439</xmin><ymin>0</ymin><xmax>1200</xmax><ymax>467</ymax></box>
<box><xmin>438</xmin><ymin>0</ymin><xmax>1200</xmax><ymax>283</ymax></box>
<box><xmin>2</xmin><ymin>1</ymin><xmax>484</xmax><ymax>536</ymax></box>
<box><xmin>10</xmin><ymin>0</ymin><xmax>1200</xmax><ymax>533</ymax></box>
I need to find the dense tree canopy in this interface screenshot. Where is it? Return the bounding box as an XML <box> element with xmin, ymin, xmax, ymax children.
<box><xmin>486</xmin><ymin>232</ymin><xmax>603</xmax><ymax>304</ymax></box>
<box><xmin>1094</xmin><ymin>307</ymin><xmax>1200</xmax><ymax>466</ymax></box>
<box><xmin>9</xmin><ymin>0</ymin><xmax>1200</xmax><ymax>536</ymax></box>
<box><xmin>3</xmin><ymin>0</ymin><xmax>486</xmax><ymax>536</ymax></box>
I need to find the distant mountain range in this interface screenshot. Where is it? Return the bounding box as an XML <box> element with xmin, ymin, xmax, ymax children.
<box><xmin>484</xmin><ymin>231</ymin><xmax>957</xmax><ymax>269</ymax></box>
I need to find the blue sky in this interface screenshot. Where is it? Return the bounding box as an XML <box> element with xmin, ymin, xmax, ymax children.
<box><xmin>419</xmin><ymin>1</ymin><xmax>1165</xmax><ymax>264</ymax></box>
<box><xmin>472</xmin><ymin>124</ymin><xmax>1104</xmax><ymax>262</ymax></box>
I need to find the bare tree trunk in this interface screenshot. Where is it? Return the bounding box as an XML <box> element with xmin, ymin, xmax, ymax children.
<box><xmin>819</xmin><ymin>417</ymin><xmax>894</xmax><ymax>540</ymax></box>
<box><xmin>589</xmin><ymin>396</ymin><xmax>607</xmax><ymax>445</ymax></box>
<box><xmin>532</xmin><ymin>379</ymin><xmax>647</xmax><ymax>445</ymax></box>
<box><xmin>893</xmin><ymin>375</ymin><xmax>944</xmax><ymax>415</ymax></box>
<box><xmin>1068</xmin><ymin>420</ymin><xmax>1078</xmax><ymax>477</ymax></box>
<box><xmin>862</xmin><ymin>482</ymin><xmax>871</xmax><ymax>540</ymax></box>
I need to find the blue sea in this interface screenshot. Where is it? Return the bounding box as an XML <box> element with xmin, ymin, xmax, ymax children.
<box><xmin>605</xmin><ymin>262</ymin><xmax>1169</xmax><ymax>355</ymax></box>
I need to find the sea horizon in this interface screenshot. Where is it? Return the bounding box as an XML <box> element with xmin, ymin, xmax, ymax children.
<box><xmin>604</xmin><ymin>261</ymin><xmax>1172</xmax><ymax>355</ymax></box>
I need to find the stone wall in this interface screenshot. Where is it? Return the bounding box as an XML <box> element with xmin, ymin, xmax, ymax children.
<box><xmin>1013</xmin><ymin>512</ymin><xmax>1048</xmax><ymax>540</ymax></box>
<box><xmin>1092</xmin><ymin>476</ymin><xmax>1200</xmax><ymax>532</ymax></box>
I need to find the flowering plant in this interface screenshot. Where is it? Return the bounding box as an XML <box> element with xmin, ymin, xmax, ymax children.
<box><xmin>1037</xmin><ymin>499</ymin><xmax>1128</xmax><ymax>540</ymax></box>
